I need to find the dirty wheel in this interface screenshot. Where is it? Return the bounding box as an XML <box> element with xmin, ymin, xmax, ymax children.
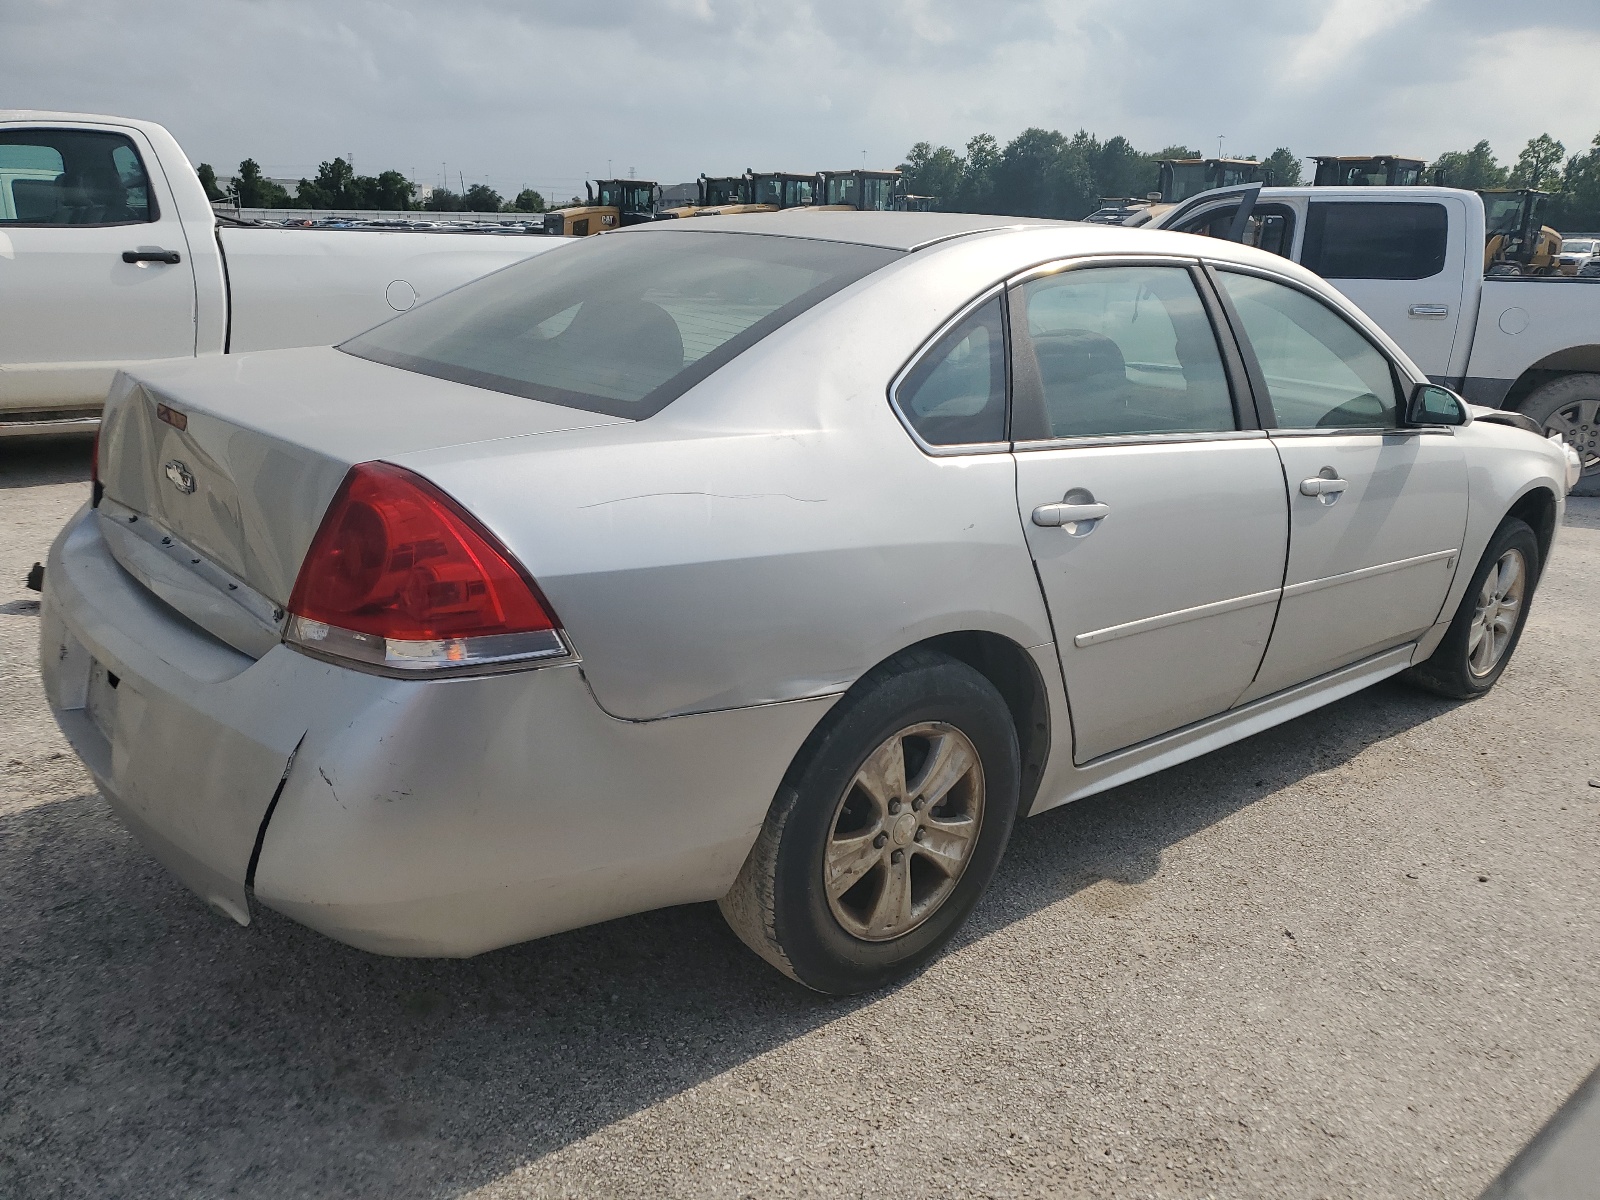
<box><xmin>1518</xmin><ymin>373</ymin><xmax>1600</xmax><ymax>496</ymax></box>
<box><xmin>719</xmin><ymin>649</ymin><xmax>1019</xmax><ymax>995</ymax></box>
<box><xmin>1404</xmin><ymin>517</ymin><xmax>1539</xmax><ymax>699</ymax></box>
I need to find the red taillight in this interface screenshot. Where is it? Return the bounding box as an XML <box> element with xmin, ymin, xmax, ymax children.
<box><xmin>284</xmin><ymin>462</ymin><xmax>566</xmax><ymax>672</ymax></box>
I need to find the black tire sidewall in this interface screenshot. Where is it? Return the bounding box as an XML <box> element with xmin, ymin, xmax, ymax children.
<box><xmin>769</xmin><ymin>655</ymin><xmax>1020</xmax><ymax>995</ymax></box>
<box><xmin>1425</xmin><ymin>518</ymin><xmax>1540</xmax><ymax>697</ymax></box>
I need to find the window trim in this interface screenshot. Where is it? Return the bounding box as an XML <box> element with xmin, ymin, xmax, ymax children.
<box><xmin>0</xmin><ymin>126</ymin><xmax>162</xmax><ymax>228</ymax></box>
<box><xmin>1005</xmin><ymin>254</ymin><xmax>1260</xmax><ymax>448</ymax></box>
<box><xmin>1203</xmin><ymin>260</ymin><xmax>1421</xmax><ymax>436</ymax></box>
<box><xmin>886</xmin><ymin>283</ymin><xmax>1012</xmax><ymax>457</ymax></box>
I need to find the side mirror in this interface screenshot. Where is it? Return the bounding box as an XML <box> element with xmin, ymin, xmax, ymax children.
<box><xmin>1406</xmin><ymin>382</ymin><xmax>1471</xmax><ymax>427</ymax></box>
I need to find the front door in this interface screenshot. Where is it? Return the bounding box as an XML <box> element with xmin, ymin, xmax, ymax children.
<box><xmin>1298</xmin><ymin>197</ymin><xmax>1472</xmax><ymax>384</ymax></box>
<box><xmin>1211</xmin><ymin>268</ymin><xmax>1468</xmax><ymax>701</ymax></box>
<box><xmin>0</xmin><ymin>124</ymin><xmax>197</xmax><ymax>411</ymax></box>
<box><xmin>1008</xmin><ymin>260</ymin><xmax>1289</xmax><ymax>763</ymax></box>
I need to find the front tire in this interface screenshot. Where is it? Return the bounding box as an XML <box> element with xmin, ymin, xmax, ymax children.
<box><xmin>1518</xmin><ymin>373</ymin><xmax>1600</xmax><ymax>497</ymax></box>
<box><xmin>719</xmin><ymin>650</ymin><xmax>1020</xmax><ymax>995</ymax></box>
<box><xmin>1404</xmin><ymin>517</ymin><xmax>1540</xmax><ymax>699</ymax></box>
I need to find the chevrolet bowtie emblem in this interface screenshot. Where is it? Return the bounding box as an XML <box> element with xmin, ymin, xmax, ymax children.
<box><xmin>163</xmin><ymin>459</ymin><xmax>196</xmax><ymax>495</ymax></box>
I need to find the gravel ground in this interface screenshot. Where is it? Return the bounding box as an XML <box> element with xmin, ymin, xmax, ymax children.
<box><xmin>2</xmin><ymin>435</ymin><xmax>1597</xmax><ymax>1200</ymax></box>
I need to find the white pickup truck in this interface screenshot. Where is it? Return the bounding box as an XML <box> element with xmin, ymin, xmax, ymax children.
<box><xmin>0</xmin><ymin>111</ymin><xmax>562</xmax><ymax>436</ymax></box>
<box><xmin>1114</xmin><ymin>185</ymin><xmax>1600</xmax><ymax>494</ymax></box>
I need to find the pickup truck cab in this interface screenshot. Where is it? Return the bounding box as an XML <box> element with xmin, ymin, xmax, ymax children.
<box><xmin>1123</xmin><ymin>185</ymin><xmax>1600</xmax><ymax>493</ymax></box>
<box><xmin>0</xmin><ymin>112</ymin><xmax>562</xmax><ymax>436</ymax></box>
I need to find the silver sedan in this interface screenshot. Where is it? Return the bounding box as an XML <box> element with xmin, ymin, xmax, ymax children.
<box><xmin>40</xmin><ymin>212</ymin><xmax>1579</xmax><ymax>994</ymax></box>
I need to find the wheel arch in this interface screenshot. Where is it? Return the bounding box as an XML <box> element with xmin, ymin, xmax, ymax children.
<box><xmin>1506</xmin><ymin>484</ymin><xmax>1559</xmax><ymax>574</ymax></box>
<box><xmin>897</xmin><ymin>631</ymin><xmax>1053</xmax><ymax>816</ymax></box>
<box><xmin>1503</xmin><ymin>351</ymin><xmax>1600</xmax><ymax>411</ymax></box>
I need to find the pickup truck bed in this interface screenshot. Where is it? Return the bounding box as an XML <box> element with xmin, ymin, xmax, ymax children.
<box><xmin>0</xmin><ymin>110</ymin><xmax>561</xmax><ymax>434</ymax></box>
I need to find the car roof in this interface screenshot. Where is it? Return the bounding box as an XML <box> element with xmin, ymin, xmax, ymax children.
<box><xmin>647</xmin><ymin>210</ymin><xmax>1071</xmax><ymax>251</ymax></box>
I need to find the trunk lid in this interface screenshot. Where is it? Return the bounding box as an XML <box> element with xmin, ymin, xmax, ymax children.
<box><xmin>99</xmin><ymin>346</ymin><xmax>621</xmax><ymax>609</ymax></box>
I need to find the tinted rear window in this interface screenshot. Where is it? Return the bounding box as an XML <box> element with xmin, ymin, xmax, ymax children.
<box><xmin>1301</xmin><ymin>202</ymin><xmax>1448</xmax><ymax>280</ymax></box>
<box><xmin>341</xmin><ymin>230</ymin><xmax>901</xmax><ymax>418</ymax></box>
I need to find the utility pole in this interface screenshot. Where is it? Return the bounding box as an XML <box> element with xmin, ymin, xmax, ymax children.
<box><xmin>1218</xmin><ymin>134</ymin><xmax>1225</xmax><ymax>158</ymax></box>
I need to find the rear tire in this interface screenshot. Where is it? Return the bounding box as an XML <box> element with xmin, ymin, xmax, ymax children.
<box><xmin>1517</xmin><ymin>373</ymin><xmax>1600</xmax><ymax>496</ymax></box>
<box><xmin>719</xmin><ymin>650</ymin><xmax>1020</xmax><ymax>995</ymax></box>
<box><xmin>1404</xmin><ymin>517</ymin><xmax>1539</xmax><ymax>699</ymax></box>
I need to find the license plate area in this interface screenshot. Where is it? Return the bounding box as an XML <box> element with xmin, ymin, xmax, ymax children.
<box><xmin>86</xmin><ymin>659</ymin><xmax>121</xmax><ymax>743</ymax></box>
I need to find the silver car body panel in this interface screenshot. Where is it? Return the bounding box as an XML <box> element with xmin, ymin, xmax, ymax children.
<box><xmin>40</xmin><ymin>213</ymin><xmax>1573</xmax><ymax>957</ymax></box>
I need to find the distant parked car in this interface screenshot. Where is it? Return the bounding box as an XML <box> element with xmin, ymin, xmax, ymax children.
<box><xmin>1555</xmin><ymin>236</ymin><xmax>1596</xmax><ymax>274</ymax></box>
<box><xmin>42</xmin><ymin>212</ymin><xmax>1579</xmax><ymax>994</ymax></box>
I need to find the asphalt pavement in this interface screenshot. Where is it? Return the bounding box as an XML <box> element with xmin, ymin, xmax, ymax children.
<box><xmin>3</xmin><ymin>434</ymin><xmax>1598</xmax><ymax>1199</ymax></box>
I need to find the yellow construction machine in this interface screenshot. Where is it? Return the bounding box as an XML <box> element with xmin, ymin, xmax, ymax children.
<box><xmin>542</xmin><ymin>178</ymin><xmax>661</xmax><ymax>236</ymax></box>
<box><xmin>815</xmin><ymin>169</ymin><xmax>902</xmax><ymax>210</ymax></box>
<box><xmin>655</xmin><ymin>175</ymin><xmax>749</xmax><ymax>218</ymax></box>
<box><xmin>1311</xmin><ymin>155</ymin><xmax>1429</xmax><ymax>187</ymax></box>
<box><xmin>1479</xmin><ymin>189</ymin><xmax>1563</xmax><ymax>275</ymax></box>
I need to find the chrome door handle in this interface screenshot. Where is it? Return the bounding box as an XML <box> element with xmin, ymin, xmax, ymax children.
<box><xmin>1299</xmin><ymin>476</ymin><xmax>1348</xmax><ymax>498</ymax></box>
<box><xmin>1032</xmin><ymin>501</ymin><xmax>1110</xmax><ymax>528</ymax></box>
<box><xmin>1408</xmin><ymin>304</ymin><xmax>1449</xmax><ymax>318</ymax></box>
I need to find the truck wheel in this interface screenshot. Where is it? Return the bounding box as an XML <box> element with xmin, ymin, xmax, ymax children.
<box><xmin>1518</xmin><ymin>374</ymin><xmax>1600</xmax><ymax>496</ymax></box>
<box><xmin>719</xmin><ymin>650</ymin><xmax>1020</xmax><ymax>995</ymax></box>
<box><xmin>1404</xmin><ymin>517</ymin><xmax>1540</xmax><ymax>700</ymax></box>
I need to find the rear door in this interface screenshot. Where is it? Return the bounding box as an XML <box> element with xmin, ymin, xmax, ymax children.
<box><xmin>1298</xmin><ymin>197</ymin><xmax>1471</xmax><ymax>383</ymax></box>
<box><xmin>1006</xmin><ymin>259</ymin><xmax>1289</xmax><ymax>763</ymax></box>
<box><xmin>1210</xmin><ymin>266</ymin><xmax>1468</xmax><ymax>701</ymax></box>
<box><xmin>0</xmin><ymin>123</ymin><xmax>197</xmax><ymax>412</ymax></box>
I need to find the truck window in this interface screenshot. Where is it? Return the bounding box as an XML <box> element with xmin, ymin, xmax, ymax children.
<box><xmin>0</xmin><ymin>129</ymin><xmax>157</xmax><ymax>226</ymax></box>
<box><xmin>1301</xmin><ymin>202</ymin><xmax>1447</xmax><ymax>280</ymax></box>
<box><xmin>1173</xmin><ymin>203</ymin><xmax>1295</xmax><ymax>259</ymax></box>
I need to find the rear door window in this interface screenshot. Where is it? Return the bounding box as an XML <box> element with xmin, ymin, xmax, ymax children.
<box><xmin>341</xmin><ymin>230</ymin><xmax>902</xmax><ymax>418</ymax></box>
<box><xmin>0</xmin><ymin>128</ymin><xmax>157</xmax><ymax>225</ymax></box>
<box><xmin>1301</xmin><ymin>202</ymin><xmax>1448</xmax><ymax>280</ymax></box>
<box><xmin>1012</xmin><ymin>264</ymin><xmax>1239</xmax><ymax>440</ymax></box>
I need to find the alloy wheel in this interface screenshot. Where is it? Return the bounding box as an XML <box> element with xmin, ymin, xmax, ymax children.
<box><xmin>1468</xmin><ymin>548</ymin><xmax>1526</xmax><ymax>677</ymax></box>
<box><xmin>1543</xmin><ymin>396</ymin><xmax>1600</xmax><ymax>481</ymax></box>
<box><xmin>823</xmin><ymin>722</ymin><xmax>985</xmax><ymax>942</ymax></box>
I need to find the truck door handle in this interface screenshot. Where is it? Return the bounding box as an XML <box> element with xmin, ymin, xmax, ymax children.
<box><xmin>122</xmin><ymin>248</ymin><xmax>182</xmax><ymax>265</ymax></box>
<box><xmin>1032</xmin><ymin>501</ymin><xmax>1110</xmax><ymax>528</ymax></box>
<box><xmin>1299</xmin><ymin>476</ymin><xmax>1348</xmax><ymax>501</ymax></box>
<box><xmin>1408</xmin><ymin>304</ymin><xmax>1449</xmax><ymax>318</ymax></box>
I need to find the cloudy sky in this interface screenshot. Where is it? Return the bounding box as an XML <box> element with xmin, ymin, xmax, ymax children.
<box><xmin>6</xmin><ymin>0</ymin><xmax>1600</xmax><ymax>199</ymax></box>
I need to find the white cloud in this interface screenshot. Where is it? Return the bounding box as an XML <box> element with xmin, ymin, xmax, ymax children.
<box><xmin>2</xmin><ymin>0</ymin><xmax>1598</xmax><ymax>197</ymax></box>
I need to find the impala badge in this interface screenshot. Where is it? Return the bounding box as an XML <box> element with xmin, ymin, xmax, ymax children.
<box><xmin>163</xmin><ymin>459</ymin><xmax>196</xmax><ymax>495</ymax></box>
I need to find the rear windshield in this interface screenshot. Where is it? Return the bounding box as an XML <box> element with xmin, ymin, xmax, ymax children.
<box><xmin>340</xmin><ymin>230</ymin><xmax>902</xmax><ymax>418</ymax></box>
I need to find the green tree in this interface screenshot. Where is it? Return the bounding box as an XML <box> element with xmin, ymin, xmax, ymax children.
<box><xmin>506</xmin><ymin>188</ymin><xmax>546</xmax><ymax>213</ymax></box>
<box><xmin>462</xmin><ymin>183</ymin><xmax>503</xmax><ymax>212</ymax></box>
<box><xmin>1429</xmin><ymin>141</ymin><xmax>1509</xmax><ymax>190</ymax></box>
<box><xmin>1510</xmin><ymin>133</ymin><xmax>1565</xmax><ymax>190</ymax></box>
<box><xmin>424</xmin><ymin>187</ymin><xmax>465</xmax><ymax>212</ymax></box>
<box><xmin>368</xmin><ymin>170</ymin><xmax>416</xmax><ymax>210</ymax></box>
<box><xmin>1260</xmin><ymin>148</ymin><xmax>1302</xmax><ymax>187</ymax></box>
<box><xmin>898</xmin><ymin>141</ymin><xmax>965</xmax><ymax>209</ymax></box>
<box><xmin>959</xmin><ymin>133</ymin><xmax>1001</xmax><ymax>211</ymax></box>
<box><xmin>1552</xmin><ymin>133</ymin><xmax>1600</xmax><ymax>231</ymax></box>
<box><xmin>235</xmin><ymin>159</ymin><xmax>291</xmax><ymax>208</ymax></box>
<box><xmin>196</xmin><ymin>162</ymin><xmax>226</xmax><ymax>202</ymax></box>
<box><xmin>295</xmin><ymin>158</ymin><xmax>359</xmax><ymax>208</ymax></box>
